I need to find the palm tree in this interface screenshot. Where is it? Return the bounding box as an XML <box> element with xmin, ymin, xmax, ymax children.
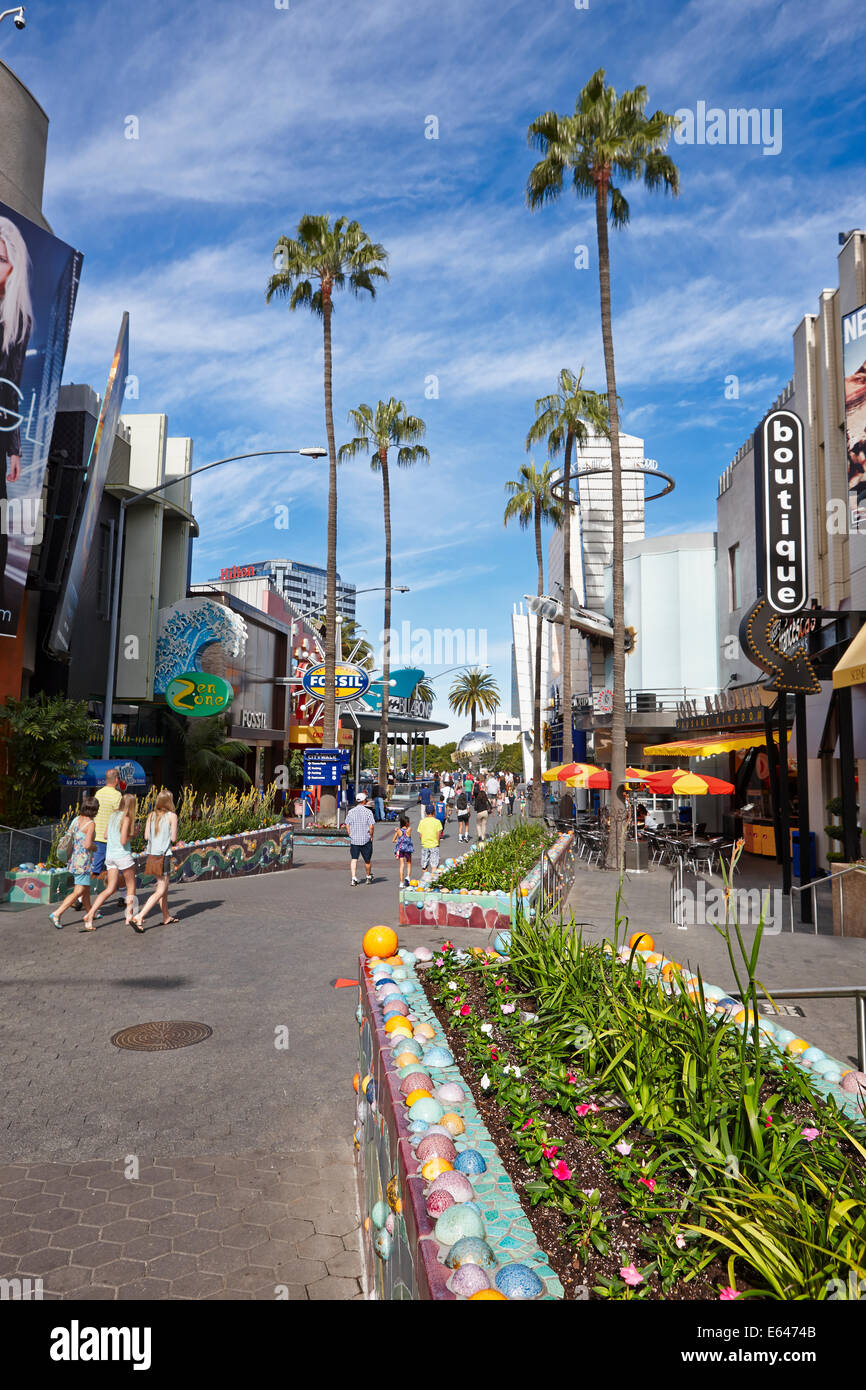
<box><xmin>411</xmin><ymin>679</ymin><xmax>435</xmax><ymax>705</ymax></box>
<box><xmin>526</xmin><ymin>367</ymin><xmax>610</xmax><ymax>766</ymax></box>
<box><xmin>167</xmin><ymin>715</ymin><xmax>252</xmax><ymax>798</ymax></box>
<box><xmin>504</xmin><ymin>461</ymin><xmax>563</xmax><ymax>816</ymax></box>
<box><xmin>267</xmin><ymin>215</ymin><xmax>388</xmax><ymax>822</ymax></box>
<box><xmin>338</xmin><ymin>398</ymin><xmax>429</xmax><ymax>788</ymax></box>
<box><xmin>527</xmin><ymin>70</ymin><xmax>679</xmax><ymax>866</ymax></box>
<box><xmin>448</xmin><ymin>668</ymin><xmax>500</xmax><ymax>731</ymax></box>
<box><xmin>312</xmin><ymin>615</ymin><xmax>374</xmax><ymax>669</ymax></box>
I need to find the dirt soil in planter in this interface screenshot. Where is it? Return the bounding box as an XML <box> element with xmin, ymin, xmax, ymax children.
<box><xmin>419</xmin><ymin>966</ymin><xmax>842</xmax><ymax>1301</ymax></box>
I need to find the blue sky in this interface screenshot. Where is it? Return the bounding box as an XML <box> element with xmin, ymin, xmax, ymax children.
<box><xmin>5</xmin><ymin>0</ymin><xmax>866</xmax><ymax>737</ymax></box>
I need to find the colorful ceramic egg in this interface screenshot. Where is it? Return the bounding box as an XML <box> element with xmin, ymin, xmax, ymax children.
<box><xmin>414</xmin><ymin>1023</ymin><xmax>436</xmax><ymax>1040</ymax></box>
<box><xmin>429</xmin><ymin>1170</ymin><xmax>474</xmax><ymax>1202</ymax></box>
<box><xmin>373</xmin><ymin>1228</ymin><xmax>392</xmax><ymax>1261</ymax></box>
<box><xmin>454</xmin><ymin>1149</ymin><xmax>487</xmax><ymax>1176</ymax></box>
<box><xmin>405</xmin><ymin>1088</ymin><xmax>433</xmax><ymax>1109</ymax></box>
<box><xmin>436</xmin><ymin>1082</ymin><xmax>465</xmax><ymax>1104</ymax></box>
<box><xmin>413</xmin><ymin>946</ymin><xmax>433</xmax><ymax>962</ymax></box>
<box><xmin>416</xmin><ymin>1133</ymin><xmax>457</xmax><ymax>1163</ymax></box>
<box><xmin>445</xmin><ymin>1236</ymin><xmax>497</xmax><ymax>1270</ymax></box>
<box><xmin>449</xmin><ymin>1263</ymin><xmax>491</xmax><ymax>1296</ymax></box>
<box><xmin>400</xmin><ymin>1072</ymin><xmax>434</xmax><ymax>1096</ymax></box>
<box><xmin>434</xmin><ymin>1204</ymin><xmax>485</xmax><ymax>1246</ymax></box>
<box><xmin>439</xmin><ymin>1112</ymin><xmax>465</xmax><ymax>1137</ymax></box>
<box><xmin>421</xmin><ymin>1156</ymin><xmax>454</xmax><ymax>1181</ymax></box>
<box><xmin>495</xmin><ymin>1264</ymin><xmax>544</xmax><ymax>1299</ymax></box>
<box><xmin>371</xmin><ymin>1200</ymin><xmax>389</xmax><ymax>1229</ymax></box>
<box><xmin>392</xmin><ymin>1037</ymin><xmax>423</xmax><ymax>1059</ymax></box>
<box><xmin>422</xmin><ymin>1046</ymin><xmax>454</xmax><ymax>1068</ymax></box>
<box><xmin>426</xmin><ymin>1188</ymin><xmax>455</xmax><ymax>1217</ymax></box>
<box><xmin>408</xmin><ymin>1096</ymin><xmax>444</xmax><ymax>1124</ymax></box>
<box><xmin>841</xmin><ymin>1070</ymin><xmax>866</xmax><ymax>1094</ymax></box>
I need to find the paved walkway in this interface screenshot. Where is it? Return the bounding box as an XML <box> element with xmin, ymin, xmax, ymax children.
<box><xmin>565</xmin><ymin>859</ymin><xmax>866</xmax><ymax>1069</ymax></box>
<box><xmin>0</xmin><ymin>813</ymin><xmax>485</xmax><ymax>1300</ymax></box>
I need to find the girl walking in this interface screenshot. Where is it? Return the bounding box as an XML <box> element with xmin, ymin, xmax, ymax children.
<box><xmin>83</xmin><ymin>793</ymin><xmax>138</xmax><ymax>930</ymax></box>
<box><xmin>50</xmin><ymin>797</ymin><xmax>98</xmax><ymax>930</ymax></box>
<box><xmin>392</xmin><ymin>814</ymin><xmax>414</xmax><ymax>887</ymax></box>
<box><xmin>131</xmin><ymin>791</ymin><xmax>180</xmax><ymax>930</ymax></box>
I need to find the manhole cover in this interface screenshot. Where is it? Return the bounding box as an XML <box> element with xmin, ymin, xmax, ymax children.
<box><xmin>111</xmin><ymin>1021</ymin><xmax>213</xmax><ymax>1051</ymax></box>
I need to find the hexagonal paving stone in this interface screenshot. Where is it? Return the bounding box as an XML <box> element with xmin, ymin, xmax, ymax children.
<box><xmin>117</xmin><ymin>1279</ymin><xmax>172</xmax><ymax>1301</ymax></box>
<box><xmin>73</xmin><ymin>1241</ymin><xmax>124</xmax><ymax>1269</ymax></box>
<box><xmin>168</xmin><ymin>1272</ymin><xmax>224</xmax><ymax>1299</ymax></box>
<box><xmin>236</xmin><ymin>1200</ymin><xmax>288</xmax><ymax>1227</ymax></box>
<box><xmin>166</xmin><ymin>1162</ymin><xmax>215</xmax><ymax>1181</ymax></box>
<box><xmin>245</xmin><ymin>1240</ymin><xmax>301</xmax><ymax>1270</ymax></box>
<box><xmin>220</xmin><ymin>1224</ymin><xmax>267</xmax><ymax>1250</ymax></box>
<box><xmin>198</xmin><ymin>1245</ymin><xmax>250</xmax><ymax>1276</ymax></box>
<box><xmin>19</xmin><ymin>1247</ymin><xmax>71</xmax><ymax>1274</ymax></box>
<box><xmin>65</xmin><ymin>1285</ymin><xmax>116</xmax><ymax>1300</ymax></box>
<box><xmin>123</xmin><ymin>1235</ymin><xmax>172</xmax><ymax>1262</ymax></box>
<box><xmin>324</xmin><ymin>1249</ymin><xmax>364</xmax><ymax>1279</ymax></box>
<box><xmin>41</xmin><ymin>1264</ymin><xmax>92</xmax><ymax>1294</ymax></box>
<box><xmin>307</xmin><ymin>1276</ymin><xmax>362</xmax><ymax>1299</ymax></box>
<box><xmin>297</xmin><ymin>1233</ymin><xmax>345</xmax><ymax>1261</ymax></box>
<box><xmin>171</xmin><ymin>1229</ymin><xmax>220</xmax><ymax>1256</ymax></box>
<box><xmin>150</xmin><ymin>1179</ymin><xmax>196</xmax><ymax>1200</ymax></box>
<box><xmin>174</xmin><ymin>1195</ymin><xmax>217</xmax><ymax>1216</ymax></box>
<box><xmin>149</xmin><ymin>1213</ymin><xmax>196</xmax><ymax>1237</ymax></box>
<box><xmin>3</xmin><ymin>1180</ymin><xmax>44</xmax><ymax>1200</ymax></box>
<box><xmin>49</xmin><ymin>1225</ymin><xmax>102</xmax><ymax>1251</ymax></box>
<box><xmin>311</xmin><ymin>1211</ymin><xmax>360</xmax><ymax>1239</ymax></box>
<box><xmin>269</xmin><ymin>1217</ymin><xmax>316</xmax><ymax>1244</ymax></box>
<box><xmin>2</xmin><ymin>1229</ymin><xmax>52</xmax><ymax>1256</ymax></box>
<box><xmin>32</xmin><ymin>1209</ymin><xmax>84</xmax><ymax>1234</ymax></box>
<box><xmin>13</xmin><ymin>1194</ymin><xmax>60</xmax><ymax>1215</ymax></box>
<box><xmin>126</xmin><ymin>1198</ymin><xmax>173</xmax><ymax>1221</ymax></box>
<box><xmin>146</xmin><ymin>1252</ymin><xmax>199</xmax><ymax>1281</ymax></box>
<box><xmin>95</xmin><ymin>1259</ymin><xmax>147</xmax><ymax>1286</ymax></box>
<box><xmin>100</xmin><ymin>1220</ymin><xmax>148</xmax><ymax>1245</ymax></box>
<box><xmin>195</xmin><ymin>1209</ymin><xmax>243</xmax><ymax>1232</ymax></box>
<box><xmin>0</xmin><ymin>1214</ymin><xmax>34</xmax><ymax>1239</ymax></box>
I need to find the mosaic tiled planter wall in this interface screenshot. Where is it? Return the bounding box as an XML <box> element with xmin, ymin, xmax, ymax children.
<box><xmin>2</xmin><ymin>824</ymin><xmax>294</xmax><ymax>905</ymax></box>
<box><xmin>354</xmin><ymin>948</ymin><xmax>564</xmax><ymax>1300</ymax></box>
<box><xmin>398</xmin><ymin>831</ymin><xmax>575</xmax><ymax>931</ymax></box>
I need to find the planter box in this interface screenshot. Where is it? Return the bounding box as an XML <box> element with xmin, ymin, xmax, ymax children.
<box><xmin>1</xmin><ymin>824</ymin><xmax>294</xmax><ymax>904</ymax></box>
<box><xmin>354</xmin><ymin>953</ymin><xmax>564</xmax><ymax>1300</ymax></box>
<box><xmin>290</xmin><ymin>826</ymin><xmax>350</xmax><ymax>849</ymax></box>
<box><xmin>831</xmin><ymin>863</ymin><xmax>866</xmax><ymax>937</ymax></box>
<box><xmin>398</xmin><ymin>831</ymin><xmax>575</xmax><ymax>930</ymax></box>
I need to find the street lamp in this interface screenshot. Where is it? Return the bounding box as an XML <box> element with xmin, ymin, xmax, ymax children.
<box><xmin>101</xmin><ymin>447</ymin><xmax>326</xmax><ymax>759</ymax></box>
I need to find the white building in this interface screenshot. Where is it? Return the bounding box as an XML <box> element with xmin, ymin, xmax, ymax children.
<box><xmin>477</xmin><ymin>714</ymin><xmax>522</xmax><ymax>746</ymax></box>
<box><xmin>510</xmin><ymin>602</ymin><xmax>554</xmax><ymax>781</ymax></box>
<box><xmin>613</xmin><ymin>532</ymin><xmax>720</xmax><ymax>696</ymax></box>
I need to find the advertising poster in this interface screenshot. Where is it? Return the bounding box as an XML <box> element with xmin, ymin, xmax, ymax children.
<box><xmin>843</xmin><ymin>302</ymin><xmax>866</xmax><ymax>532</ymax></box>
<box><xmin>0</xmin><ymin>197</ymin><xmax>82</xmax><ymax>638</ymax></box>
<box><xmin>47</xmin><ymin>313</ymin><xmax>129</xmax><ymax>655</ymax></box>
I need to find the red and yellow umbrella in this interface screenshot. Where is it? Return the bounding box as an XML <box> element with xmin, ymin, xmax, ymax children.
<box><xmin>641</xmin><ymin>767</ymin><xmax>734</xmax><ymax>843</ymax></box>
<box><xmin>543</xmin><ymin>762</ymin><xmax>611</xmax><ymax>788</ymax></box>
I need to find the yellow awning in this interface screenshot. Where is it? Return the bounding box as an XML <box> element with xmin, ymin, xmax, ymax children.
<box><xmin>833</xmin><ymin>622</ymin><xmax>866</xmax><ymax>689</ymax></box>
<box><xmin>643</xmin><ymin>730</ymin><xmax>789</xmax><ymax>757</ymax></box>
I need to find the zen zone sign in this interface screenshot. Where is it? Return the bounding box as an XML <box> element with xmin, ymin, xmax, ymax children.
<box><xmin>762</xmin><ymin>409</ymin><xmax>807</xmax><ymax>614</ymax></box>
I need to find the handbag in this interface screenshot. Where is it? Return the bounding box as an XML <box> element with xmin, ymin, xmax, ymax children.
<box><xmin>55</xmin><ymin>828</ymin><xmax>74</xmax><ymax>864</ymax></box>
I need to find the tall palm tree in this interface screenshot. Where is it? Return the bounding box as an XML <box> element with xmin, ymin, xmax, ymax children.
<box><xmin>527</xmin><ymin>71</ymin><xmax>679</xmax><ymax>866</ymax></box>
<box><xmin>338</xmin><ymin>398</ymin><xmax>429</xmax><ymax>788</ymax></box>
<box><xmin>448</xmin><ymin>668</ymin><xmax>500</xmax><ymax>731</ymax></box>
<box><xmin>312</xmin><ymin>615</ymin><xmax>374</xmax><ymax>669</ymax></box>
<box><xmin>503</xmin><ymin>461</ymin><xmax>563</xmax><ymax>815</ymax></box>
<box><xmin>526</xmin><ymin>367</ymin><xmax>610</xmax><ymax>766</ymax></box>
<box><xmin>267</xmin><ymin>215</ymin><xmax>388</xmax><ymax>822</ymax></box>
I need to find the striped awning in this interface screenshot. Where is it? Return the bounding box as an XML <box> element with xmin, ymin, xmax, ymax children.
<box><xmin>643</xmin><ymin>730</ymin><xmax>789</xmax><ymax>757</ymax></box>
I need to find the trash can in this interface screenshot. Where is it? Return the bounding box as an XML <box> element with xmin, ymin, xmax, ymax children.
<box><xmin>791</xmin><ymin>830</ymin><xmax>816</xmax><ymax>880</ymax></box>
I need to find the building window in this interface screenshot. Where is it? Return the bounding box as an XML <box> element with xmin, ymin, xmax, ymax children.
<box><xmin>728</xmin><ymin>543</ymin><xmax>741</xmax><ymax>611</ymax></box>
<box><xmin>96</xmin><ymin>524</ymin><xmax>112</xmax><ymax>618</ymax></box>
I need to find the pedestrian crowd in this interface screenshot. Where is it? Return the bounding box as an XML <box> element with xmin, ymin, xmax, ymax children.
<box><xmin>50</xmin><ymin>768</ymin><xmax>183</xmax><ymax>935</ymax></box>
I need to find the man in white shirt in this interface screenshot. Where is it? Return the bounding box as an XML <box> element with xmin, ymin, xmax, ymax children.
<box><xmin>344</xmin><ymin>792</ymin><xmax>375</xmax><ymax>886</ymax></box>
<box><xmin>485</xmin><ymin>772</ymin><xmax>499</xmax><ymax>798</ymax></box>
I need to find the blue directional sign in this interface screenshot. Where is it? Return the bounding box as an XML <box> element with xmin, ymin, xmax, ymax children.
<box><xmin>304</xmin><ymin>748</ymin><xmax>350</xmax><ymax>786</ymax></box>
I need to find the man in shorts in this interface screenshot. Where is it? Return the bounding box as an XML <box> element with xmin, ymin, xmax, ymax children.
<box><xmin>417</xmin><ymin>806</ymin><xmax>444</xmax><ymax>876</ymax></box>
<box><xmin>344</xmin><ymin>791</ymin><xmax>375</xmax><ymax>886</ymax></box>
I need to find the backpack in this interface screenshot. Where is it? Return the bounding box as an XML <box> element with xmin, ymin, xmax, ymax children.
<box><xmin>456</xmin><ymin>792</ymin><xmax>468</xmax><ymax>811</ymax></box>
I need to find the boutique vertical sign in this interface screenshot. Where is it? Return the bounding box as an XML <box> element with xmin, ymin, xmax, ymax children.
<box><xmin>761</xmin><ymin>408</ymin><xmax>807</xmax><ymax>615</ymax></box>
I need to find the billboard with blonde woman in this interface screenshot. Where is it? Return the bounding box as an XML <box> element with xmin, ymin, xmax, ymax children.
<box><xmin>0</xmin><ymin>198</ymin><xmax>82</xmax><ymax>639</ymax></box>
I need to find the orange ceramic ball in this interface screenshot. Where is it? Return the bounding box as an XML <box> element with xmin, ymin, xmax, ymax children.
<box><xmin>421</xmin><ymin>1156</ymin><xmax>454</xmax><ymax>1181</ymax></box>
<box><xmin>363</xmin><ymin>926</ymin><xmax>399</xmax><ymax>960</ymax></box>
<box><xmin>386</xmin><ymin>955</ymin><xmax>403</xmax><ymax>967</ymax></box>
<box><xmin>394</xmin><ymin>1051</ymin><xmax>419</xmax><ymax>1069</ymax></box>
<box><xmin>469</xmin><ymin>1290</ymin><xmax>507</xmax><ymax>1299</ymax></box>
<box><xmin>628</xmin><ymin>932</ymin><xmax>654</xmax><ymax>951</ymax></box>
<box><xmin>385</xmin><ymin>1016</ymin><xmax>412</xmax><ymax>1034</ymax></box>
<box><xmin>352</xmin><ymin>1073</ymin><xmax>360</xmax><ymax>1093</ymax></box>
<box><xmin>405</xmin><ymin>1089</ymin><xmax>433</xmax><ymax>1108</ymax></box>
<box><xmin>786</xmin><ymin>1038</ymin><xmax>809</xmax><ymax>1055</ymax></box>
<box><xmin>643</xmin><ymin>952</ymin><xmax>663</xmax><ymax>966</ymax></box>
<box><xmin>414</xmin><ymin>1023</ymin><xmax>435</xmax><ymax>1041</ymax></box>
<box><xmin>661</xmin><ymin>961</ymin><xmax>682</xmax><ymax>981</ymax></box>
<box><xmin>439</xmin><ymin>1112</ymin><xmax>465</xmax><ymax>1137</ymax></box>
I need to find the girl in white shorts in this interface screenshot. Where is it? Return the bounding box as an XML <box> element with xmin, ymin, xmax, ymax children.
<box><xmin>83</xmin><ymin>793</ymin><xmax>138</xmax><ymax>930</ymax></box>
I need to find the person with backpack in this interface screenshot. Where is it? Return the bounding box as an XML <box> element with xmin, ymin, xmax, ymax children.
<box><xmin>392</xmin><ymin>814</ymin><xmax>414</xmax><ymax>887</ymax></box>
<box><xmin>50</xmin><ymin>797</ymin><xmax>98</xmax><ymax>930</ymax></box>
<box><xmin>474</xmin><ymin>784</ymin><xmax>491</xmax><ymax>841</ymax></box>
<box><xmin>454</xmin><ymin>787</ymin><xmax>470</xmax><ymax>842</ymax></box>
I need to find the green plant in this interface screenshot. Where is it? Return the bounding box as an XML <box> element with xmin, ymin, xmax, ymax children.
<box><xmin>435</xmin><ymin>822</ymin><xmax>552</xmax><ymax>892</ymax></box>
<box><xmin>0</xmin><ymin>693</ymin><xmax>95</xmax><ymax>827</ymax></box>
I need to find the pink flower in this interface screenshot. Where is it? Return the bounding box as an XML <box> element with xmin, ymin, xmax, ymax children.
<box><xmin>575</xmin><ymin>1102</ymin><xmax>600</xmax><ymax>1118</ymax></box>
<box><xmin>550</xmin><ymin>1160</ymin><xmax>572</xmax><ymax>1181</ymax></box>
<box><xmin>638</xmin><ymin>1177</ymin><xmax>656</xmax><ymax>1193</ymax></box>
<box><xmin>567</xmin><ymin>1072</ymin><xmax>579</xmax><ymax>1085</ymax></box>
<box><xmin>764</xmin><ymin>1114</ymin><xmax>772</xmax><ymax>1127</ymax></box>
<box><xmin>542</xmin><ymin>1145</ymin><xmax>559</xmax><ymax>1159</ymax></box>
<box><xmin>501</xmin><ymin>1003</ymin><xmax>516</xmax><ymax>1014</ymax></box>
<box><xmin>494</xmin><ymin>977</ymin><xmax>505</xmax><ymax>985</ymax></box>
<box><xmin>459</xmin><ymin>1005</ymin><xmax>471</xmax><ymax>1016</ymax></box>
<box><xmin>719</xmin><ymin>1287</ymin><xmax>739</xmax><ymax>1301</ymax></box>
<box><xmin>434</xmin><ymin>957</ymin><xmax>444</xmax><ymax>966</ymax></box>
<box><xmin>620</xmin><ymin>1264</ymin><xmax>643</xmax><ymax>1287</ymax></box>
<box><xmin>614</xmin><ymin>1141</ymin><xmax>632</xmax><ymax>1156</ymax></box>
<box><xmin>801</xmin><ymin>1127</ymin><xmax>819</xmax><ymax>1142</ymax></box>
<box><xmin>675</xmin><ymin>1234</ymin><xmax>686</xmax><ymax>1250</ymax></box>
<box><xmin>520</xmin><ymin>1119</ymin><xmax>533</xmax><ymax>1131</ymax></box>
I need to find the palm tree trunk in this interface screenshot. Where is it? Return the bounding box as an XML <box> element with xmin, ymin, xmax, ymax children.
<box><xmin>320</xmin><ymin>291</ymin><xmax>338</xmax><ymax>825</ymax></box>
<box><xmin>595</xmin><ymin>172</ymin><xmax>626</xmax><ymax>869</ymax></box>
<box><xmin>378</xmin><ymin>451</ymin><xmax>391</xmax><ymax>788</ymax></box>
<box><xmin>562</xmin><ymin>430</ymin><xmax>573</xmax><ymax>766</ymax></box>
<box><xmin>471</xmin><ymin>704</ymin><xmax>477</xmax><ymax>732</ymax></box>
<box><xmin>531</xmin><ymin>499</ymin><xmax>544</xmax><ymax>817</ymax></box>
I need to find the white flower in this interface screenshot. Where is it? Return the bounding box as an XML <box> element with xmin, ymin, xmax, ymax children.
<box><xmin>513</xmin><ymin>1066</ymin><xmax>522</xmax><ymax>1078</ymax></box>
<box><xmin>447</xmin><ymin>982</ymin><xmax>458</xmax><ymax>991</ymax></box>
<box><xmin>521</xmin><ymin>1012</ymin><xmax>539</xmax><ymax>1024</ymax></box>
<box><xmin>480</xmin><ymin>1023</ymin><xmax>493</xmax><ymax>1035</ymax></box>
<box><xmin>480</xmin><ymin>1073</ymin><xmax>491</xmax><ymax>1090</ymax></box>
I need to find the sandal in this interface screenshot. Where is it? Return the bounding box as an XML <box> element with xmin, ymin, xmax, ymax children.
<box><xmin>79</xmin><ymin>922</ymin><xmax>96</xmax><ymax>932</ymax></box>
<box><xmin>163</xmin><ymin>916</ymin><xmax>179</xmax><ymax>924</ymax></box>
<box><xmin>49</xmin><ymin>912</ymin><xmax>62</xmax><ymax>930</ymax></box>
<box><xmin>130</xmin><ymin>917</ymin><xmax>146</xmax><ymax>933</ymax></box>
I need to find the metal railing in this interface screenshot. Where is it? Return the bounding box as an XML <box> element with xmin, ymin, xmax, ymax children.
<box><xmin>731</xmin><ymin>986</ymin><xmax>866</xmax><ymax>1073</ymax></box>
<box><xmin>790</xmin><ymin>865</ymin><xmax>866</xmax><ymax>935</ymax></box>
<box><xmin>571</xmin><ymin>687</ymin><xmax>720</xmax><ymax>716</ymax></box>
